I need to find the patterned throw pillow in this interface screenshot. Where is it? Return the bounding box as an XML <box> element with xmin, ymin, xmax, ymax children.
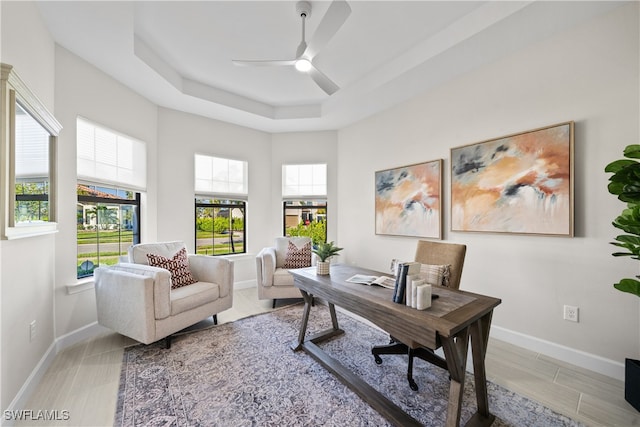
<box><xmin>283</xmin><ymin>241</ymin><xmax>312</xmax><ymax>269</ymax></box>
<box><xmin>419</xmin><ymin>264</ymin><xmax>451</xmax><ymax>287</ymax></box>
<box><xmin>147</xmin><ymin>247</ymin><xmax>197</xmax><ymax>289</ymax></box>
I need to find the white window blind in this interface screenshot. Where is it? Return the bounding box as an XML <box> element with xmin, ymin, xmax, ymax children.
<box><xmin>195</xmin><ymin>154</ymin><xmax>248</xmax><ymax>197</ymax></box>
<box><xmin>15</xmin><ymin>103</ymin><xmax>49</xmax><ymax>179</ymax></box>
<box><xmin>283</xmin><ymin>164</ymin><xmax>327</xmax><ymax>198</ymax></box>
<box><xmin>77</xmin><ymin>117</ymin><xmax>147</xmax><ymax>191</ymax></box>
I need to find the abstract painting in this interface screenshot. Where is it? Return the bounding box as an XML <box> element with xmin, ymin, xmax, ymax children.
<box><xmin>375</xmin><ymin>160</ymin><xmax>442</xmax><ymax>239</ymax></box>
<box><xmin>450</xmin><ymin>122</ymin><xmax>574</xmax><ymax>236</ymax></box>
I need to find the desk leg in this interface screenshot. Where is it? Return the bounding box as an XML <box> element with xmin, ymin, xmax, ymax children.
<box><xmin>328</xmin><ymin>302</ymin><xmax>339</xmax><ymax>331</ymax></box>
<box><xmin>441</xmin><ymin>327</ymin><xmax>470</xmax><ymax>427</ymax></box>
<box><xmin>468</xmin><ymin>312</ymin><xmax>495</xmax><ymax>425</ymax></box>
<box><xmin>291</xmin><ymin>289</ymin><xmax>313</xmax><ymax>351</ymax></box>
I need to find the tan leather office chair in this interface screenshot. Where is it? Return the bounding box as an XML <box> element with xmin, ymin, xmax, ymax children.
<box><xmin>371</xmin><ymin>240</ymin><xmax>467</xmax><ymax>391</ymax></box>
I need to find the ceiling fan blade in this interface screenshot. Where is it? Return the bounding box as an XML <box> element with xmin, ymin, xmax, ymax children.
<box><xmin>232</xmin><ymin>59</ymin><xmax>296</xmax><ymax>67</ymax></box>
<box><xmin>304</xmin><ymin>0</ymin><xmax>351</xmax><ymax>60</ymax></box>
<box><xmin>308</xmin><ymin>63</ymin><xmax>339</xmax><ymax>95</ymax></box>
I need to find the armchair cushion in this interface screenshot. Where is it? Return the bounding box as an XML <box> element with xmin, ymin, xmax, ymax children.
<box><xmin>283</xmin><ymin>240</ymin><xmax>312</xmax><ymax>269</ymax></box>
<box><xmin>146</xmin><ymin>247</ymin><xmax>197</xmax><ymax>289</ymax></box>
<box><xmin>128</xmin><ymin>241</ymin><xmax>186</xmax><ymax>265</ymax></box>
<box><xmin>273</xmin><ymin>268</ymin><xmax>295</xmax><ymax>287</ymax></box>
<box><xmin>275</xmin><ymin>237</ymin><xmax>312</xmax><ymax>268</ymax></box>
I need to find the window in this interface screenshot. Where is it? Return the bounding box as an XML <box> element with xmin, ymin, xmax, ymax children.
<box><xmin>15</xmin><ymin>103</ymin><xmax>51</xmax><ymax>223</ymax></box>
<box><xmin>195</xmin><ymin>154</ymin><xmax>247</xmax><ymax>256</ymax></box>
<box><xmin>77</xmin><ymin>118</ymin><xmax>146</xmax><ymax>191</ymax></box>
<box><xmin>1</xmin><ymin>63</ymin><xmax>62</xmax><ymax>239</ymax></box>
<box><xmin>76</xmin><ymin>118</ymin><xmax>146</xmax><ymax>278</ymax></box>
<box><xmin>283</xmin><ymin>164</ymin><xmax>326</xmax><ymax>197</ymax></box>
<box><xmin>195</xmin><ymin>154</ymin><xmax>247</xmax><ymax>196</ymax></box>
<box><xmin>282</xmin><ymin>164</ymin><xmax>327</xmax><ymax>245</ymax></box>
<box><xmin>283</xmin><ymin>200</ymin><xmax>327</xmax><ymax>245</ymax></box>
<box><xmin>76</xmin><ymin>185</ymin><xmax>140</xmax><ymax>278</ymax></box>
<box><xmin>195</xmin><ymin>198</ymin><xmax>245</xmax><ymax>256</ymax></box>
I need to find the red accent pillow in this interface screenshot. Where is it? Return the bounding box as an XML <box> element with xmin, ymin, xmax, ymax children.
<box><xmin>146</xmin><ymin>247</ymin><xmax>197</xmax><ymax>289</ymax></box>
<box><xmin>283</xmin><ymin>241</ymin><xmax>312</xmax><ymax>269</ymax></box>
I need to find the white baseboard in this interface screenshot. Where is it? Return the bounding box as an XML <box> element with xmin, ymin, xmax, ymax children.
<box><xmin>55</xmin><ymin>321</ymin><xmax>110</xmax><ymax>352</ymax></box>
<box><xmin>491</xmin><ymin>325</ymin><xmax>624</xmax><ymax>381</ymax></box>
<box><xmin>3</xmin><ymin>322</ymin><xmax>109</xmax><ymax>426</ymax></box>
<box><xmin>3</xmin><ymin>342</ymin><xmax>57</xmax><ymax>427</ymax></box>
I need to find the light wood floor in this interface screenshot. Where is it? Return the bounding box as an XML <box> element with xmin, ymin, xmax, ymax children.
<box><xmin>17</xmin><ymin>287</ymin><xmax>639</xmax><ymax>427</ymax></box>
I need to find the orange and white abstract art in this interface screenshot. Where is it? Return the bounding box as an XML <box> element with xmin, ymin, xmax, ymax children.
<box><xmin>451</xmin><ymin>122</ymin><xmax>574</xmax><ymax>236</ymax></box>
<box><xmin>375</xmin><ymin>159</ymin><xmax>442</xmax><ymax>239</ymax></box>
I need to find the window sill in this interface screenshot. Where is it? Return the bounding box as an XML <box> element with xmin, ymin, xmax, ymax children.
<box><xmin>67</xmin><ymin>277</ymin><xmax>94</xmax><ymax>295</ymax></box>
<box><xmin>5</xmin><ymin>222</ymin><xmax>58</xmax><ymax>240</ymax></box>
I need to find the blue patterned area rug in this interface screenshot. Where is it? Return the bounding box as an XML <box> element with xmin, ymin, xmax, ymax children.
<box><xmin>115</xmin><ymin>304</ymin><xmax>583</xmax><ymax>426</ymax></box>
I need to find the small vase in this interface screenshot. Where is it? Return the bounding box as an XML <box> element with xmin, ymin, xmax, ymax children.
<box><xmin>316</xmin><ymin>261</ymin><xmax>330</xmax><ymax>275</ymax></box>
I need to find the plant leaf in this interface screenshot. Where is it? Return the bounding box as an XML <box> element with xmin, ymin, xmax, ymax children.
<box><xmin>614</xmin><ymin>235</ymin><xmax>640</xmax><ymax>245</ymax></box>
<box><xmin>624</xmin><ymin>145</ymin><xmax>640</xmax><ymax>159</ymax></box>
<box><xmin>605</xmin><ymin>159</ymin><xmax>637</xmax><ymax>173</ymax></box>
<box><xmin>614</xmin><ymin>278</ymin><xmax>640</xmax><ymax>297</ymax></box>
<box><xmin>608</xmin><ymin>181</ymin><xmax>625</xmax><ymax>195</ymax></box>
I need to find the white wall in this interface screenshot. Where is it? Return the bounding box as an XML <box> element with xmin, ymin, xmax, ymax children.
<box><xmin>337</xmin><ymin>3</ymin><xmax>640</xmax><ymax>368</ymax></box>
<box><xmin>0</xmin><ymin>0</ymin><xmax>56</xmax><ymax>412</ymax></box>
<box><xmin>54</xmin><ymin>46</ymin><xmax>159</xmax><ymax>337</ymax></box>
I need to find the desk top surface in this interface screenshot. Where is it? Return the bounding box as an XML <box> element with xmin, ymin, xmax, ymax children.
<box><xmin>290</xmin><ymin>264</ymin><xmax>501</xmax><ymax>347</ymax></box>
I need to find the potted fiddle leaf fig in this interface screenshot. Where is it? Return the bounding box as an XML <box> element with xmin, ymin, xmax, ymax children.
<box><xmin>605</xmin><ymin>144</ymin><xmax>640</xmax><ymax>297</ymax></box>
<box><xmin>605</xmin><ymin>144</ymin><xmax>640</xmax><ymax>412</ymax></box>
<box><xmin>312</xmin><ymin>241</ymin><xmax>343</xmax><ymax>275</ymax></box>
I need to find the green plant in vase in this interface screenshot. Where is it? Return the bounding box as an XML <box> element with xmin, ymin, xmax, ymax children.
<box><xmin>605</xmin><ymin>144</ymin><xmax>640</xmax><ymax>412</ymax></box>
<box><xmin>312</xmin><ymin>241</ymin><xmax>343</xmax><ymax>275</ymax></box>
<box><xmin>605</xmin><ymin>144</ymin><xmax>640</xmax><ymax>297</ymax></box>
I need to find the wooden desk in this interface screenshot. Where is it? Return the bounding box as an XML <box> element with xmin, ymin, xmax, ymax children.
<box><xmin>289</xmin><ymin>264</ymin><xmax>501</xmax><ymax>427</ymax></box>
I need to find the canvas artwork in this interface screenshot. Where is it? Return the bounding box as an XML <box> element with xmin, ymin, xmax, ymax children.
<box><xmin>450</xmin><ymin>122</ymin><xmax>574</xmax><ymax>236</ymax></box>
<box><xmin>375</xmin><ymin>160</ymin><xmax>442</xmax><ymax>239</ymax></box>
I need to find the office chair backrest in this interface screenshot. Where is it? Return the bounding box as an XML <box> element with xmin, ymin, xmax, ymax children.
<box><xmin>414</xmin><ymin>240</ymin><xmax>467</xmax><ymax>290</ymax></box>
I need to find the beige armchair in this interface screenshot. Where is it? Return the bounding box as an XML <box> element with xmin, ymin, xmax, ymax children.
<box><xmin>256</xmin><ymin>237</ymin><xmax>316</xmax><ymax>308</ymax></box>
<box><xmin>94</xmin><ymin>241</ymin><xmax>234</xmax><ymax>347</ymax></box>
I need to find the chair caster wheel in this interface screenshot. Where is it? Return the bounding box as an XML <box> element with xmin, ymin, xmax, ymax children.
<box><xmin>374</xmin><ymin>355</ymin><xmax>383</xmax><ymax>365</ymax></box>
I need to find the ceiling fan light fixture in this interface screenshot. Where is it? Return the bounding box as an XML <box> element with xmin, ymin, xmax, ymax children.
<box><xmin>232</xmin><ymin>0</ymin><xmax>351</xmax><ymax>95</ymax></box>
<box><xmin>294</xmin><ymin>58</ymin><xmax>312</xmax><ymax>72</ymax></box>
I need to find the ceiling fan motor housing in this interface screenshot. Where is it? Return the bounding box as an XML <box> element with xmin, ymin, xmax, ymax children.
<box><xmin>296</xmin><ymin>1</ymin><xmax>312</xmax><ymax>18</ymax></box>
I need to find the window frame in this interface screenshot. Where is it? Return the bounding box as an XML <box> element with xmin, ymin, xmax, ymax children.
<box><xmin>283</xmin><ymin>199</ymin><xmax>327</xmax><ymax>245</ymax></box>
<box><xmin>194</xmin><ymin>197</ymin><xmax>246</xmax><ymax>256</ymax></box>
<box><xmin>76</xmin><ymin>184</ymin><xmax>141</xmax><ymax>279</ymax></box>
<box><xmin>1</xmin><ymin>63</ymin><xmax>62</xmax><ymax>239</ymax></box>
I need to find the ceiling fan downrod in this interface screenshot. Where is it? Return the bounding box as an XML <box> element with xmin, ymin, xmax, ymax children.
<box><xmin>295</xmin><ymin>1</ymin><xmax>313</xmax><ymax>71</ymax></box>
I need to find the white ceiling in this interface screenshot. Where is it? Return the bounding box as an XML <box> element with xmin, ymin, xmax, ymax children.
<box><xmin>35</xmin><ymin>1</ymin><xmax>624</xmax><ymax>133</ymax></box>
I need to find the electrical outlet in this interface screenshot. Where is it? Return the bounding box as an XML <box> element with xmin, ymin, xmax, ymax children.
<box><xmin>30</xmin><ymin>320</ymin><xmax>37</xmax><ymax>341</ymax></box>
<box><xmin>563</xmin><ymin>305</ymin><xmax>579</xmax><ymax>322</ymax></box>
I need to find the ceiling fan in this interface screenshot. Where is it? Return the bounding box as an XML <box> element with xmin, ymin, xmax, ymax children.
<box><xmin>232</xmin><ymin>0</ymin><xmax>351</xmax><ymax>95</ymax></box>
